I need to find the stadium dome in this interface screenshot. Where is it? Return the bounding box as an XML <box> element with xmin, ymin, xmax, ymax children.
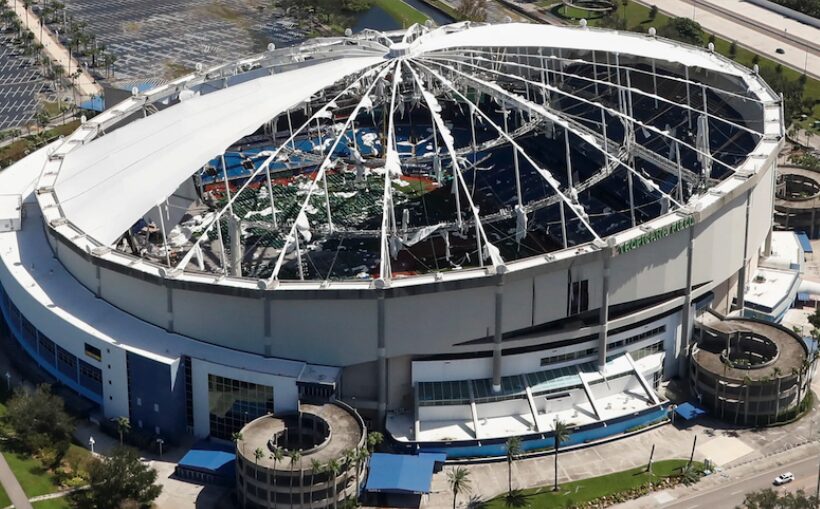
<box><xmin>1</xmin><ymin>22</ymin><xmax>783</xmax><ymax>456</ymax></box>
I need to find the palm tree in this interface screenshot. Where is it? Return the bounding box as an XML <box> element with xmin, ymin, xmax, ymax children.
<box><xmin>505</xmin><ymin>436</ymin><xmax>522</xmax><ymax>495</ymax></box>
<box><xmin>326</xmin><ymin>458</ymin><xmax>341</xmax><ymax>509</ymax></box>
<box><xmin>289</xmin><ymin>450</ymin><xmax>302</xmax><ymax>509</ymax></box>
<box><xmin>342</xmin><ymin>449</ymin><xmax>355</xmax><ymax>499</ymax></box>
<box><xmin>353</xmin><ymin>446</ymin><xmax>366</xmax><ymax>496</ymax></box>
<box><xmin>366</xmin><ymin>431</ymin><xmax>383</xmax><ymax>453</ymax></box>
<box><xmin>270</xmin><ymin>446</ymin><xmax>285</xmax><ymax>507</ymax></box>
<box><xmin>447</xmin><ymin>466</ymin><xmax>471</xmax><ymax>509</ymax></box>
<box><xmin>231</xmin><ymin>431</ymin><xmax>244</xmax><ymax>454</ymax></box>
<box><xmin>552</xmin><ymin>419</ymin><xmax>570</xmax><ymax>491</ymax></box>
<box><xmin>116</xmin><ymin>416</ymin><xmax>130</xmax><ymax>445</ymax></box>
<box><xmin>309</xmin><ymin>459</ymin><xmax>322</xmax><ymax>509</ymax></box>
<box><xmin>254</xmin><ymin>447</ymin><xmax>264</xmax><ymax>481</ymax></box>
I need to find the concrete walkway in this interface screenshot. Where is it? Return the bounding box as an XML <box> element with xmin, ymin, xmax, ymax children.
<box><xmin>424</xmin><ymin>369</ymin><xmax>820</xmax><ymax>508</ymax></box>
<box><xmin>9</xmin><ymin>2</ymin><xmax>102</xmax><ymax>99</ymax></box>
<box><xmin>0</xmin><ymin>453</ymin><xmax>33</xmax><ymax>509</ymax></box>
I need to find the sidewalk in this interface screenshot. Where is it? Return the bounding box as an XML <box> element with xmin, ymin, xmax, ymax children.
<box><xmin>0</xmin><ymin>453</ymin><xmax>33</xmax><ymax>509</ymax></box>
<box><xmin>9</xmin><ymin>2</ymin><xmax>102</xmax><ymax>99</ymax></box>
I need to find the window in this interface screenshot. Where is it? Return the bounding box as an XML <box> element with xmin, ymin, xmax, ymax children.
<box><xmin>631</xmin><ymin>341</ymin><xmax>664</xmax><ymax>361</ymax></box>
<box><xmin>154</xmin><ymin>426</ymin><xmax>160</xmax><ymax>435</ymax></box>
<box><xmin>56</xmin><ymin>346</ymin><xmax>78</xmax><ymax>382</ymax></box>
<box><xmin>79</xmin><ymin>360</ymin><xmax>103</xmax><ymax>395</ymax></box>
<box><xmin>609</xmin><ymin>325</ymin><xmax>666</xmax><ymax>350</ymax></box>
<box><xmin>84</xmin><ymin>343</ymin><xmax>102</xmax><ymax>362</ymax></box>
<box><xmin>138</xmin><ymin>420</ymin><xmax>143</xmax><ymax>428</ymax></box>
<box><xmin>38</xmin><ymin>335</ymin><xmax>56</xmax><ymax>365</ymax></box>
<box><xmin>208</xmin><ymin>375</ymin><xmax>274</xmax><ymax>440</ymax></box>
<box><xmin>136</xmin><ymin>398</ymin><xmax>142</xmax><ymax>406</ymax></box>
<box><xmin>540</xmin><ymin>348</ymin><xmax>596</xmax><ymax>366</ymax></box>
<box><xmin>567</xmin><ymin>280</ymin><xmax>589</xmax><ymax>315</ymax></box>
<box><xmin>153</xmin><ymin>403</ymin><xmax>159</xmax><ymax>413</ymax></box>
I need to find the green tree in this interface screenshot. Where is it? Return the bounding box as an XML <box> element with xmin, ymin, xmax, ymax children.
<box><xmin>326</xmin><ymin>458</ymin><xmax>341</xmax><ymax>509</ymax></box>
<box><xmin>6</xmin><ymin>384</ymin><xmax>73</xmax><ymax>460</ymax></box>
<box><xmin>447</xmin><ymin>466</ymin><xmax>471</xmax><ymax>509</ymax></box>
<box><xmin>289</xmin><ymin>450</ymin><xmax>302</xmax><ymax>509</ymax></box>
<box><xmin>83</xmin><ymin>446</ymin><xmax>162</xmax><ymax>509</ymax></box>
<box><xmin>658</xmin><ymin>17</ymin><xmax>703</xmax><ymax>46</ymax></box>
<box><xmin>366</xmin><ymin>431</ymin><xmax>383</xmax><ymax>453</ymax></box>
<box><xmin>738</xmin><ymin>488</ymin><xmax>819</xmax><ymax>508</ymax></box>
<box><xmin>270</xmin><ymin>446</ymin><xmax>285</xmax><ymax>507</ymax></box>
<box><xmin>116</xmin><ymin>416</ymin><xmax>131</xmax><ymax>446</ymax></box>
<box><xmin>552</xmin><ymin>420</ymin><xmax>570</xmax><ymax>491</ymax></box>
<box><xmin>254</xmin><ymin>447</ymin><xmax>264</xmax><ymax>481</ymax></box>
<box><xmin>505</xmin><ymin>436</ymin><xmax>522</xmax><ymax>495</ymax></box>
<box><xmin>456</xmin><ymin>0</ymin><xmax>487</xmax><ymax>22</ymax></box>
<box><xmin>310</xmin><ymin>459</ymin><xmax>323</xmax><ymax>509</ymax></box>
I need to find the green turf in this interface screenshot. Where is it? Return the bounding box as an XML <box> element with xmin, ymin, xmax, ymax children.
<box><xmin>0</xmin><ymin>484</ymin><xmax>10</xmax><ymax>507</ymax></box>
<box><xmin>483</xmin><ymin>460</ymin><xmax>701</xmax><ymax>509</ymax></box>
<box><xmin>33</xmin><ymin>496</ymin><xmax>73</xmax><ymax>509</ymax></box>
<box><xmin>2</xmin><ymin>451</ymin><xmax>61</xmax><ymax>498</ymax></box>
<box><xmin>373</xmin><ymin>0</ymin><xmax>429</xmax><ymax>27</ymax></box>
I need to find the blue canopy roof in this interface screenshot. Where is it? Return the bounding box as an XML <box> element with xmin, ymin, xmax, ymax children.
<box><xmin>675</xmin><ymin>402</ymin><xmax>707</xmax><ymax>420</ymax></box>
<box><xmin>797</xmin><ymin>232</ymin><xmax>813</xmax><ymax>253</ymax></box>
<box><xmin>364</xmin><ymin>453</ymin><xmax>446</xmax><ymax>494</ymax></box>
<box><xmin>79</xmin><ymin>96</ymin><xmax>105</xmax><ymax>113</ymax></box>
<box><xmin>178</xmin><ymin>441</ymin><xmax>235</xmax><ymax>477</ymax></box>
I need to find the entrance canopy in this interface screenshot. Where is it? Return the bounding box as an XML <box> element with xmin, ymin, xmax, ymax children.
<box><xmin>364</xmin><ymin>453</ymin><xmax>446</xmax><ymax>494</ymax></box>
<box><xmin>675</xmin><ymin>402</ymin><xmax>707</xmax><ymax>420</ymax></box>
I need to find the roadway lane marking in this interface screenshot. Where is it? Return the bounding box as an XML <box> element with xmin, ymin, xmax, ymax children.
<box><xmin>730</xmin><ymin>489</ymin><xmax>743</xmax><ymax>495</ymax></box>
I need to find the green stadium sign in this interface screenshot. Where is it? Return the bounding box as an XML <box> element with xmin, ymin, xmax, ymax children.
<box><xmin>616</xmin><ymin>215</ymin><xmax>695</xmax><ymax>255</ymax></box>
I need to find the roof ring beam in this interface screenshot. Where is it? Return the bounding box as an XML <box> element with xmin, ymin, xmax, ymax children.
<box><xmin>411</xmin><ymin>60</ymin><xmax>604</xmax><ymax>243</ymax></box>
<box><xmin>173</xmin><ymin>61</ymin><xmax>391</xmax><ymax>273</ymax></box>
<box><xmin>432</xmin><ymin>47</ymin><xmax>764</xmax><ymax>106</ymax></box>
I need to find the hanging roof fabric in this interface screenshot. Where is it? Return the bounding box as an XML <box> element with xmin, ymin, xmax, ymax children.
<box><xmin>412</xmin><ymin>23</ymin><xmax>743</xmax><ymax>77</ymax></box>
<box><xmin>53</xmin><ymin>56</ymin><xmax>383</xmax><ymax>246</ymax></box>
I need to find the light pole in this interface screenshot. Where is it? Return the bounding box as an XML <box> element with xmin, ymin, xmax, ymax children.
<box><xmin>89</xmin><ymin>436</ymin><xmax>95</xmax><ymax>455</ymax></box>
<box><xmin>156</xmin><ymin>438</ymin><xmax>164</xmax><ymax>459</ymax></box>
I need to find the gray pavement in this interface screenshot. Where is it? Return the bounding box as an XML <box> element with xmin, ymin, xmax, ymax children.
<box><xmin>0</xmin><ymin>452</ymin><xmax>33</xmax><ymax>509</ymax></box>
<box><xmin>635</xmin><ymin>0</ymin><xmax>819</xmax><ymax>80</ymax></box>
<box><xmin>424</xmin><ymin>367</ymin><xmax>820</xmax><ymax>508</ymax></box>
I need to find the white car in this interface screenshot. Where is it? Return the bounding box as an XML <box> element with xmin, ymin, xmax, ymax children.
<box><xmin>773</xmin><ymin>472</ymin><xmax>794</xmax><ymax>485</ymax></box>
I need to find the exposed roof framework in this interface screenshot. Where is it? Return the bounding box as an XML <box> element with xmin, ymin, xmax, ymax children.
<box><xmin>48</xmin><ymin>22</ymin><xmax>767</xmax><ymax>285</ymax></box>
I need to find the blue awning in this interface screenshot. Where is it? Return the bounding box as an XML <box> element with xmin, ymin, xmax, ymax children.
<box><xmin>675</xmin><ymin>402</ymin><xmax>707</xmax><ymax>420</ymax></box>
<box><xmin>177</xmin><ymin>441</ymin><xmax>235</xmax><ymax>477</ymax></box>
<box><xmin>364</xmin><ymin>453</ymin><xmax>446</xmax><ymax>494</ymax></box>
<box><xmin>798</xmin><ymin>292</ymin><xmax>811</xmax><ymax>302</ymax></box>
<box><xmin>79</xmin><ymin>96</ymin><xmax>105</xmax><ymax>112</ymax></box>
<box><xmin>797</xmin><ymin>232</ymin><xmax>813</xmax><ymax>253</ymax></box>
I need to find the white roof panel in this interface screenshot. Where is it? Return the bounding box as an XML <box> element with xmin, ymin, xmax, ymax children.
<box><xmin>414</xmin><ymin>23</ymin><xmax>743</xmax><ymax>77</ymax></box>
<box><xmin>54</xmin><ymin>56</ymin><xmax>384</xmax><ymax>246</ymax></box>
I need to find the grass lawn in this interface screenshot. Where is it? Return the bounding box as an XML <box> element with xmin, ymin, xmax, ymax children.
<box><xmin>551</xmin><ymin>2</ymin><xmax>820</xmax><ymax>125</ymax></box>
<box><xmin>3</xmin><ymin>451</ymin><xmax>62</xmax><ymax>498</ymax></box>
<box><xmin>373</xmin><ymin>0</ymin><xmax>429</xmax><ymax>27</ymax></box>
<box><xmin>0</xmin><ymin>120</ymin><xmax>81</xmax><ymax>168</ymax></box>
<box><xmin>33</xmin><ymin>497</ymin><xmax>73</xmax><ymax>509</ymax></box>
<box><xmin>483</xmin><ymin>460</ymin><xmax>701</xmax><ymax>508</ymax></box>
<box><xmin>0</xmin><ymin>484</ymin><xmax>9</xmax><ymax>507</ymax></box>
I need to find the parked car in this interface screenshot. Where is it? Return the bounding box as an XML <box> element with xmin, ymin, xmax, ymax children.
<box><xmin>773</xmin><ymin>472</ymin><xmax>794</xmax><ymax>485</ymax></box>
<box><xmin>776</xmin><ymin>48</ymin><xmax>785</xmax><ymax>54</ymax></box>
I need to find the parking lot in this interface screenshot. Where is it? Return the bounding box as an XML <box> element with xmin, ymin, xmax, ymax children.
<box><xmin>0</xmin><ymin>32</ymin><xmax>47</xmax><ymax>131</ymax></box>
<box><xmin>57</xmin><ymin>0</ymin><xmax>305</xmax><ymax>83</ymax></box>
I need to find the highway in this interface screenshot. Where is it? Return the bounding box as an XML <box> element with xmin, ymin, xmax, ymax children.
<box><xmin>660</xmin><ymin>455</ymin><xmax>820</xmax><ymax>508</ymax></box>
<box><xmin>637</xmin><ymin>0</ymin><xmax>820</xmax><ymax>80</ymax></box>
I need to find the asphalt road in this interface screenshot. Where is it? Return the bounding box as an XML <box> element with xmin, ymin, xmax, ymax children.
<box><xmin>661</xmin><ymin>455</ymin><xmax>820</xmax><ymax>508</ymax></box>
